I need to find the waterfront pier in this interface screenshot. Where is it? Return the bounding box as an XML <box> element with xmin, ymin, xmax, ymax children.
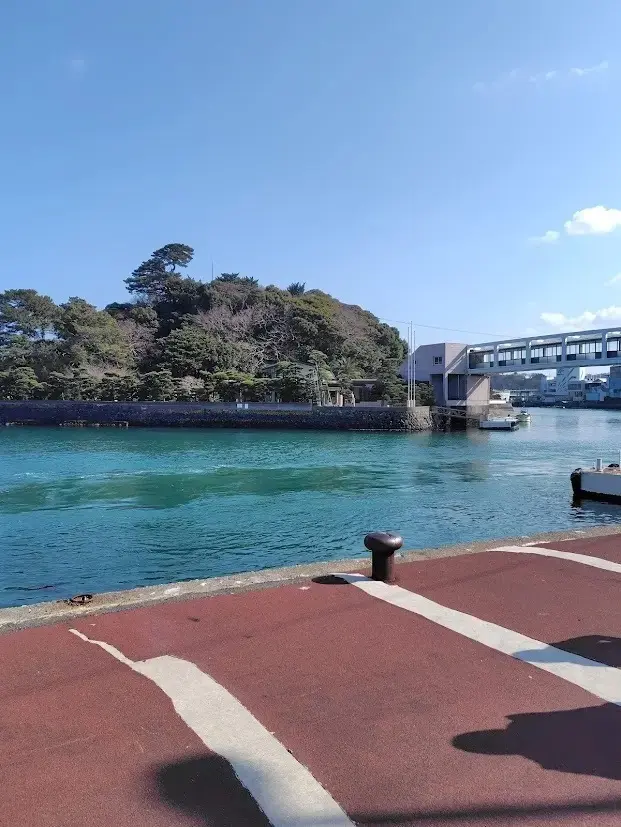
<box><xmin>4</xmin><ymin>527</ymin><xmax>621</xmax><ymax>826</ymax></box>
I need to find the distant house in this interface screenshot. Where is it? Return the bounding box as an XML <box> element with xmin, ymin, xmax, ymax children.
<box><xmin>260</xmin><ymin>362</ymin><xmax>379</xmax><ymax>406</ymax></box>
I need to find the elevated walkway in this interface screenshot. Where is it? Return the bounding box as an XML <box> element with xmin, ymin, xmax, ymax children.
<box><xmin>468</xmin><ymin>326</ymin><xmax>621</xmax><ymax>375</ymax></box>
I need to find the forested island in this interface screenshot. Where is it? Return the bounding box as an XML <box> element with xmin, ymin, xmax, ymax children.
<box><xmin>0</xmin><ymin>243</ymin><xmax>430</xmax><ymax>405</ymax></box>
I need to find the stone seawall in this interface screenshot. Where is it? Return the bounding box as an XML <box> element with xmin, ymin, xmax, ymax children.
<box><xmin>0</xmin><ymin>401</ymin><xmax>432</xmax><ymax>432</ymax></box>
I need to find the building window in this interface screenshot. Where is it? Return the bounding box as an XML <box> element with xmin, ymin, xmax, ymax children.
<box><xmin>607</xmin><ymin>338</ymin><xmax>621</xmax><ymax>358</ymax></box>
<box><xmin>433</xmin><ymin>356</ymin><xmax>443</xmax><ymax>365</ymax></box>
<box><xmin>498</xmin><ymin>347</ymin><xmax>526</xmax><ymax>367</ymax></box>
<box><xmin>447</xmin><ymin>374</ymin><xmax>467</xmax><ymax>400</ymax></box>
<box><xmin>469</xmin><ymin>351</ymin><xmax>494</xmax><ymax>369</ymax></box>
<box><xmin>530</xmin><ymin>344</ymin><xmax>561</xmax><ymax>364</ymax></box>
<box><xmin>567</xmin><ymin>340</ymin><xmax>602</xmax><ymax>360</ymax></box>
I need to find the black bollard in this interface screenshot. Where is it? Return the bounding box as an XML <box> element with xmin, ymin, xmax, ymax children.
<box><xmin>364</xmin><ymin>532</ymin><xmax>403</xmax><ymax>583</ymax></box>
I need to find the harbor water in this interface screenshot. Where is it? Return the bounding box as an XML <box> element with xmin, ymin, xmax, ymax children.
<box><xmin>2</xmin><ymin>408</ymin><xmax>621</xmax><ymax>609</ymax></box>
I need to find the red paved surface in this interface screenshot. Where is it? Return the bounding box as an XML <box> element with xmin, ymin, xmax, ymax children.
<box><xmin>4</xmin><ymin>540</ymin><xmax>621</xmax><ymax>826</ymax></box>
<box><xmin>0</xmin><ymin>625</ymin><xmax>271</xmax><ymax>827</ymax></box>
<box><xmin>540</xmin><ymin>533</ymin><xmax>621</xmax><ymax>563</ymax></box>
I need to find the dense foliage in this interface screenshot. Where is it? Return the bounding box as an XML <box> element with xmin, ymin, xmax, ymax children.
<box><xmin>0</xmin><ymin>243</ymin><xmax>429</xmax><ymax>404</ymax></box>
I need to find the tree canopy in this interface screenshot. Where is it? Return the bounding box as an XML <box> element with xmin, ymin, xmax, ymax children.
<box><xmin>0</xmin><ymin>243</ymin><xmax>416</xmax><ymax>403</ymax></box>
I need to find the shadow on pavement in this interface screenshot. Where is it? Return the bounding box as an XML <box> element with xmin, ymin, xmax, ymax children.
<box><xmin>348</xmin><ymin>796</ymin><xmax>621</xmax><ymax>824</ymax></box>
<box><xmin>312</xmin><ymin>574</ymin><xmax>352</xmax><ymax>585</ymax></box>
<box><xmin>453</xmin><ymin>703</ymin><xmax>621</xmax><ymax>781</ymax></box>
<box><xmin>516</xmin><ymin>635</ymin><xmax>621</xmax><ymax>668</ymax></box>
<box><xmin>153</xmin><ymin>754</ymin><xmax>271</xmax><ymax>826</ymax></box>
<box><xmin>152</xmin><ymin>750</ymin><xmax>621</xmax><ymax>825</ymax></box>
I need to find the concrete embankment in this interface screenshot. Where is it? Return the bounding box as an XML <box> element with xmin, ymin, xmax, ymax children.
<box><xmin>0</xmin><ymin>400</ymin><xmax>432</xmax><ymax>431</ymax></box>
<box><xmin>3</xmin><ymin>523</ymin><xmax>621</xmax><ymax>634</ymax></box>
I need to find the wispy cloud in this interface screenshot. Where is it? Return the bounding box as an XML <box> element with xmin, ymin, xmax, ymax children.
<box><xmin>570</xmin><ymin>61</ymin><xmax>609</xmax><ymax>77</ymax></box>
<box><xmin>528</xmin><ymin>69</ymin><xmax>558</xmax><ymax>84</ymax></box>
<box><xmin>529</xmin><ymin>230</ymin><xmax>560</xmax><ymax>244</ymax></box>
<box><xmin>540</xmin><ymin>306</ymin><xmax>621</xmax><ymax>330</ymax></box>
<box><xmin>474</xmin><ymin>61</ymin><xmax>608</xmax><ymax>93</ymax></box>
<box><xmin>608</xmin><ymin>273</ymin><xmax>621</xmax><ymax>286</ymax></box>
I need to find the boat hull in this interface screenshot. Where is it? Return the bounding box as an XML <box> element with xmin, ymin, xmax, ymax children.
<box><xmin>571</xmin><ymin>469</ymin><xmax>621</xmax><ymax>502</ymax></box>
<box><xmin>479</xmin><ymin>419</ymin><xmax>518</xmax><ymax>431</ymax></box>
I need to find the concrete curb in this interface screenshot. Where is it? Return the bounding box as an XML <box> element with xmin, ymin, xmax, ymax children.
<box><xmin>2</xmin><ymin>523</ymin><xmax>621</xmax><ymax>635</ymax></box>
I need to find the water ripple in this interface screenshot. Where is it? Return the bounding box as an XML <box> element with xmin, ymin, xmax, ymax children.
<box><xmin>2</xmin><ymin>413</ymin><xmax>621</xmax><ymax>607</ymax></box>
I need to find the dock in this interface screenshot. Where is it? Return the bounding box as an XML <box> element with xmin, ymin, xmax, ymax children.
<box><xmin>3</xmin><ymin>528</ymin><xmax>621</xmax><ymax>826</ymax></box>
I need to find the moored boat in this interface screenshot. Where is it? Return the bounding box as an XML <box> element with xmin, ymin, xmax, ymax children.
<box><xmin>479</xmin><ymin>417</ymin><xmax>519</xmax><ymax>431</ymax></box>
<box><xmin>571</xmin><ymin>456</ymin><xmax>621</xmax><ymax>502</ymax></box>
<box><xmin>516</xmin><ymin>410</ymin><xmax>531</xmax><ymax>424</ymax></box>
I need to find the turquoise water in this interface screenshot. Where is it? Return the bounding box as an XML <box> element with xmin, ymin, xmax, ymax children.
<box><xmin>2</xmin><ymin>409</ymin><xmax>621</xmax><ymax>608</ymax></box>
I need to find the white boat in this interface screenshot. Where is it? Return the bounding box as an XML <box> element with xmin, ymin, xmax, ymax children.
<box><xmin>516</xmin><ymin>410</ymin><xmax>531</xmax><ymax>424</ymax></box>
<box><xmin>571</xmin><ymin>456</ymin><xmax>621</xmax><ymax>502</ymax></box>
<box><xmin>479</xmin><ymin>416</ymin><xmax>519</xmax><ymax>431</ymax></box>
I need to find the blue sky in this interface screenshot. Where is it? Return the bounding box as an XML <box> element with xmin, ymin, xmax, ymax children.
<box><xmin>2</xmin><ymin>1</ymin><xmax>621</xmax><ymax>345</ymax></box>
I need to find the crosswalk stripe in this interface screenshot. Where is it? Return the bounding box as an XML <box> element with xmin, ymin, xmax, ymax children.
<box><xmin>69</xmin><ymin>629</ymin><xmax>353</xmax><ymax>827</ymax></box>
<box><xmin>333</xmin><ymin>573</ymin><xmax>621</xmax><ymax>705</ymax></box>
<box><xmin>494</xmin><ymin>544</ymin><xmax>621</xmax><ymax>574</ymax></box>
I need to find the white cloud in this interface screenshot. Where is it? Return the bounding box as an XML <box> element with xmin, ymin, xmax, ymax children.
<box><xmin>475</xmin><ymin>61</ymin><xmax>608</xmax><ymax>92</ymax></box>
<box><xmin>564</xmin><ymin>206</ymin><xmax>621</xmax><ymax>236</ymax></box>
<box><xmin>569</xmin><ymin>61</ymin><xmax>608</xmax><ymax>77</ymax></box>
<box><xmin>529</xmin><ymin>69</ymin><xmax>559</xmax><ymax>84</ymax></box>
<box><xmin>540</xmin><ymin>306</ymin><xmax>621</xmax><ymax>330</ymax></box>
<box><xmin>529</xmin><ymin>230</ymin><xmax>560</xmax><ymax>244</ymax></box>
<box><xmin>531</xmin><ymin>206</ymin><xmax>621</xmax><ymax>245</ymax></box>
<box><xmin>607</xmin><ymin>273</ymin><xmax>621</xmax><ymax>285</ymax></box>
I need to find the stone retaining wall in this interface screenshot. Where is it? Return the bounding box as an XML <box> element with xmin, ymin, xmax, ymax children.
<box><xmin>0</xmin><ymin>400</ymin><xmax>432</xmax><ymax>432</ymax></box>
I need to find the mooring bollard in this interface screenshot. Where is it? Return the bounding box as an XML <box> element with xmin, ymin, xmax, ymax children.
<box><xmin>364</xmin><ymin>531</ymin><xmax>403</xmax><ymax>583</ymax></box>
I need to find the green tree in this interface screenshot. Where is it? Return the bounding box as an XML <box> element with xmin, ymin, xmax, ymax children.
<box><xmin>173</xmin><ymin>376</ymin><xmax>205</xmax><ymax>402</ymax></box>
<box><xmin>207</xmin><ymin>370</ymin><xmax>271</xmax><ymax>403</ymax></box>
<box><xmin>1</xmin><ymin>244</ymin><xmax>419</xmax><ymax>402</ymax></box>
<box><xmin>125</xmin><ymin>243</ymin><xmax>194</xmax><ymax>299</ymax></box>
<box><xmin>159</xmin><ymin>325</ymin><xmax>221</xmax><ymax>377</ymax></box>
<box><xmin>0</xmin><ymin>289</ymin><xmax>59</xmax><ymax>340</ymax></box>
<box><xmin>152</xmin><ymin>243</ymin><xmax>194</xmax><ymax>271</ymax></box>
<box><xmin>415</xmin><ymin>382</ymin><xmax>434</xmax><ymax>406</ymax></box>
<box><xmin>370</xmin><ymin>360</ymin><xmax>408</xmax><ymax>404</ymax></box>
<box><xmin>0</xmin><ymin>335</ymin><xmax>34</xmax><ymax>368</ymax></box>
<box><xmin>0</xmin><ymin>366</ymin><xmax>44</xmax><ymax>399</ymax></box>
<box><xmin>274</xmin><ymin>363</ymin><xmax>316</xmax><ymax>403</ymax></box>
<box><xmin>99</xmin><ymin>372</ymin><xmax>137</xmax><ymax>401</ymax></box>
<box><xmin>211</xmin><ymin>370</ymin><xmax>242</xmax><ymax>402</ymax></box>
<box><xmin>56</xmin><ymin>298</ymin><xmax>128</xmax><ymax>368</ymax></box>
<box><xmin>44</xmin><ymin>372</ymin><xmax>72</xmax><ymax>400</ymax></box>
<box><xmin>198</xmin><ymin>372</ymin><xmax>216</xmax><ymax>401</ymax></box>
<box><xmin>124</xmin><ymin>259</ymin><xmax>168</xmax><ymax>300</ymax></box>
<box><xmin>118</xmin><ymin>374</ymin><xmax>140</xmax><ymax>401</ymax></box>
<box><xmin>41</xmin><ymin>369</ymin><xmax>100</xmax><ymax>400</ymax></box>
<box><xmin>137</xmin><ymin>370</ymin><xmax>177</xmax><ymax>401</ymax></box>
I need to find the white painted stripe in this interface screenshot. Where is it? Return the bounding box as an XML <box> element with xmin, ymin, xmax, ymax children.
<box><xmin>69</xmin><ymin>628</ymin><xmax>135</xmax><ymax>666</ymax></box>
<box><xmin>332</xmin><ymin>573</ymin><xmax>621</xmax><ymax>705</ymax></box>
<box><xmin>494</xmin><ymin>544</ymin><xmax>621</xmax><ymax>575</ymax></box>
<box><xmin>69</xmin><ymin>629</ymin><xmax>353</xmax><ymax>827</ymax></box>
